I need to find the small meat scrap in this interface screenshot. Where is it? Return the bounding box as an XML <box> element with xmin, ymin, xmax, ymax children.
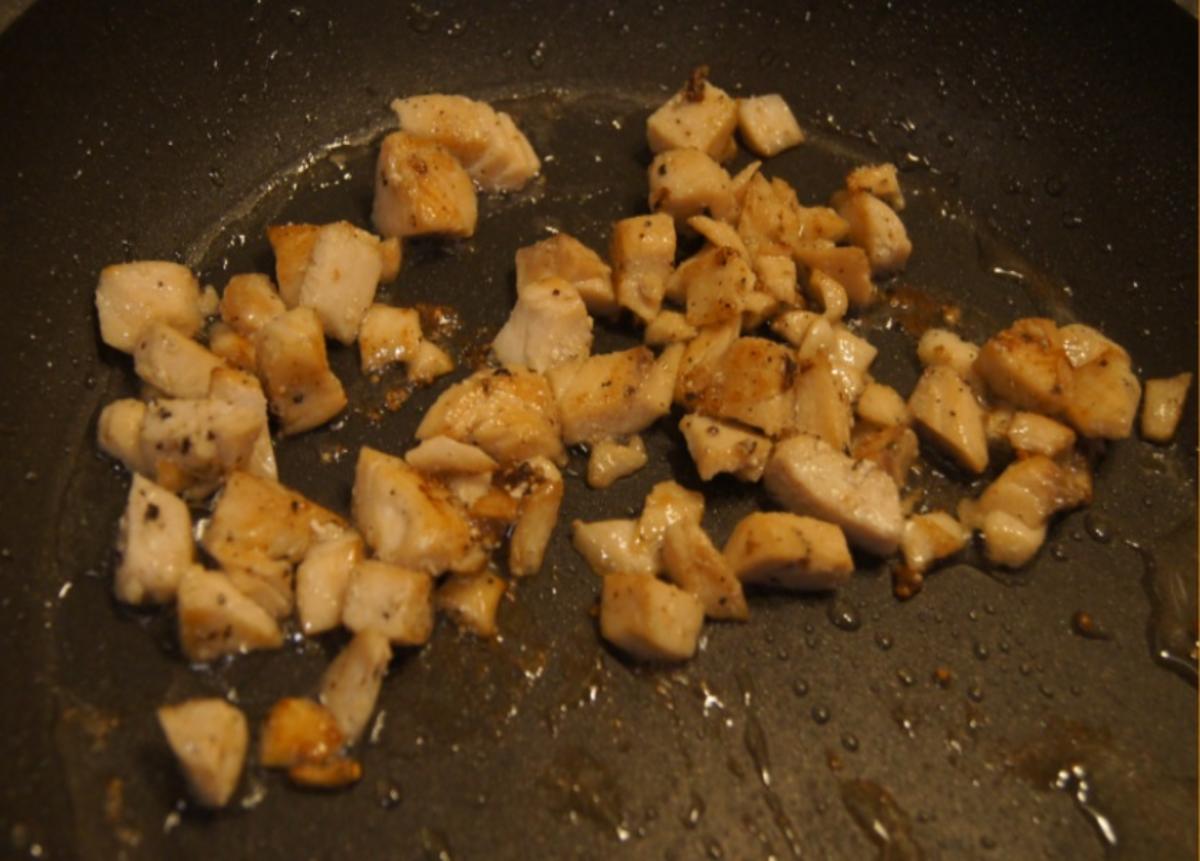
<box><xmin>515</xmin><ymin>232</ymin><xmax>616</xmax><ymax>318</ymax></box>
<box><xmin>132</xmin><ymin>322</ymin><xmax>225</xmax><ymax>399</ymax></box>
<box><xmin>492</xmin><ymin>276</ymin><xmax>594</xmax><ymax>373</ymax></box>
<box><xmin>646</xmin><ymin>67</ymin><xmax>739</xmax><ymax>163</ymax></box>
<box><xmin>571</xmin><ymin>519</ymin><xmax>658</xmax><ymax>578</ymax></box>
<box><xmin>586</xmin><ymin>435</ymin><xmax>648</xmax><ymax>489</ymax></box>
<box><xmin>736</xmin><ymin>94</ymin><xmax>805</xmax><ymax>157</ymax></box>
<box><xmin>793</xmin><ymin>245</ymin><xmax>874</xmax><ymax>309</ymax></box>
<box><xmin>258</xmin><ymin>698</ymin><xmax>360</xmax><ymax>790</ymax></box>
<box><xmin>647</xmin><ymin>148</ymin><xmax>735</xmax><ymax>223</ymax></box>
<box><xmin>436</xmin><ymin>572</ymin><xmax>507</xmax><ymax>637</ymax></box>
<box><xmin>176</xmin><ymin>566</ymin><xmax>283</xmax><ymax>662</ymax></box>
<box><xmin>114</xmin><ymin>475</ymin><xmax>193</xmax><ymax>605</ymax></box>
<box><xmin>907</xmin><ymin>365</ymin><xmax>989</xmax><ymax>474</ymax></box>
<box><xmin>506</xmin><ymin>456</ymin><xmax>564</xmax><ymax>577</ymax></box>
<box><xmin>220</xmin><ymin>273</ymin><xmax>286</xmax><ymax>337</ymax></box>
<box><xmin>611</xmin><ymin>213</ymin><xmax>676</xmax><ymax>323</ymax></box>
<box><xmin>97</xmin><ymin>399</ymin><xmax>150</xmax><ymax>474</ymax></box>
<box><xmin>637</xmin><ymin>480</ymin><xmax>706</xmax><ymax>564</ymax></box>
<box><xmin>851</xmin><ymin>424</ymin><xmax>920</xmax><ymax>489</ymax></box>
<box><xmin>158</xmin><ymin>698</ymin><xmax>248</xmax><ymax>808</ymax></box>
<box><xmin>1005</xmin><ymin>411</ymin><xmax>1077</xmax><ymax>458</ymax></box>
<box><xmin>95</xmin><ymin>261</ymin><xmax>204</xmax><ymax>353</ymax></box>
<box><xmin>1141</xmin><ymin>372</ymin><xmax>1192</xmax><ymax>443</ymax></box>
<box><xmin>295</xmin><ymin>530</ymin><xmax>364</xmax><ymax>636</ymax></box>
<box><xmin>320</xmin><ymin>629</ymin><xmax>392</xmax><ymax>745</ymax></box>
<box><xmin>373</xmin><ymin>131</ymin><xmax>478</xmax><ymax>239</ymax></box>
<box><xmin>900</xmin><ymin>511</ymin><xmax>968</xmax><ymax>575</ymax></box>
<box><xmin>856</xmin><ymin>382</ymin><xmax>910</xmax><ymax>428</ymax></box>
<box><xmin>255</xmin><ymin>307</ymin><xmax>347</xmax><ymax>435</ymax></box>
<box><xmin>679</xmin><ymin>414</ymin><xmax>771</xmax><ymax>482</ymax></box>
<box><xmin>358</xmin><ymin>305</ymin><xmax>423</xmax><ymax>374</ymax></box>
<box><xmin>833</xmin><ymin>190</ymin><xmax>913</xmax><ymax>274</ymax></box>
<box><xmin>600</xmin><ymin>572</ymin><xmax>705</xmax><ymax>662</ymax></box>
<box><xmin>846</xmin><ymin>162</ymin><xmax>905</xmax><ymax>211</ymax></box>
<box><xmin>341</xmin><ymin>560</ymin><xmax>435</xmax><ymax>646</ymax></box>
<box><xmin>723</xmin><ymin>512</ymin><xmax>854</xmax><ymax>591</ymax></box>
<box><xmin>644</xmin><ymin>310</ymin><xmax>698</xmax><ymax>347</ymax></box>
<box><xmin>662</xmin><ymin>519</ymin><xmax>748</xmax><ymax>620</ymax></box>
<box><xmin>295</xmin><ymin>221</ymin><xmax>386</xmax><ymax>344</ymax></box>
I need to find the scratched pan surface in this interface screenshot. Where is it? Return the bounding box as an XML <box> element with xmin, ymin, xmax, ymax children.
<box><xmin>0</xmin><ymin>1</ymin><xmax>1195</xmax><ymax>858</ymax></box>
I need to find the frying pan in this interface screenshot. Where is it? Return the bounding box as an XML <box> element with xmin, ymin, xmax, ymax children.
<box><xmin>0</xmin><ymin>1</ymin><xmax>1194</xmax><ymax>858</ymax></box>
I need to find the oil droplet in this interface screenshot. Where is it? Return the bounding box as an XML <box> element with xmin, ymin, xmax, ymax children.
<box><xmin>973</xmin><ymin>641</ymin><xmax>990</xmax><ymax>661</ymax></box>
<box><xmin>376</xmin><ymin>779</ymin><xmax>402</xmax><ymax>809</ymax></box>
<box><xmin>1044</xmin><ymin>176</ymin><xmax>1066</xmax><ymax>197</ymax></box>
<box><xmin>1083</xmin><ymin>513</ymin><xmax>1115</xmax><ymax>544</ymax></box>
<box><xmin>683</xmin><ymin>792</ymin><xmax>705</xmax><ymax>828</ymax></box>
<box><xmin>792</xmin><ymin>679</ymin><xmax>809</xmax><ymax>698</ymax></box>
<box><xmin>841</xmin><ymin>733</ymin><xmax>860</xmax><ymax>752</ymax></box>
<box><xmin>1062</xmin><ymin>211</ymin><xmax>1084</xmax><ymax>229</ymax></box>
<box><xmin>967</xmin><ymin>684</ymin><xmax>985</xmax><ymax>703</ymax></box>
<box><xmin>827</xmin><ymin>600</ymin><xmax>862</xmax><ymax>632</ymax></box>
<box><xmin>418</xmin><ymin>826</ymin><xmax>454</xmax><ymax>860</ymax></box>
<box><xmin>840</xmin><ymin>779</ymin><xmax>922</xmax><ymax>860</ymax></box>
<box><xmin>933</xmin><ymin>667</ymin><xmax>953</xmax><ymax>688</ymax></box>
<box><xmin>1053</xmin><ymin>764</ymin><xmax>1119</xmax><ymax>851</ymax></box>
<box><xmin>704</xmin><ymin>836</ymin><xmax>725</xmax><ymax>859</ymax></box>
<box><xmin>812</xmin><ymin>705</ymin><xmax>831</xmax><ymax>725</ymax></box>
<box><xmin>897</xmin><ymin>668</ymin><xmax>916</xmax><ymax>687</ymax></box>
<box><xmin>1070</xmin><ymin>610</ymin><xmax>1111</xmax><ymax>640</ymax></box>
<box><xmin>875</xmin><ymin>633</ymin><xmax>894</xmax><ymax>651</ymax></box>
<box><xmin>527</xmin><ymin>40</ymin><xmax>547</xmax><ymax>69</ymax></box>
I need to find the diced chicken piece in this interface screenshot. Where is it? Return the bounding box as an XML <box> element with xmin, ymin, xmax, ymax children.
<box><xmin>208</xmin><ymin>322</ymin><xmax>256</xmax><ymax>372</ymax></box>
<box><xmin>729</xmin><ymin>160</ymin><xmax>762</xmax><ymax>210</ymax></box>
<box><xmin>600</xmin><ymin>572</ymin><xmax>705</xmax><ymax>662</ymax></box>
<box><xmin>295</xmin><ymin>530</ymin><xmax>363</xmax><ymax>636</ymax></box>
<box><xmin>770</xmin><ymin>309</ymin><xmax>821</xmax><ymax>348</ymax></box>
<box><xmin>208</xmin><ymin>367</ymin><xmax>276</xmax><ymax>481</ymax></box>
<box><xmin>857</xmin><ymin>382</ymin><xmax>910</xmax><ymax>428</ymax></box>
<box><xmin>765</xmin><ymin>433</ymin><xmax>903</xmax><ymax>556</ymax></box>
<box><xmin>985</xmin><ymin>405</ymin><xmax>1015</xmax><ymax>446</ymax></box>
<box><xmin>255</xmin><ymin>307</ymin><xmax>347</xmax><ymax>435</ymax></box>
<box><xmin>352</xmin><ymin>447</ymin><xmax>483</xmax><ymax>575</ymax></box>
<box><xmin>1058</xmin><ymin>323</ymin><xmax>1120</xmax><ymax>368</ymax></box>
<box><xmin>742</xmin><ymin>286</ymin><xmax>781</xmax><ymax>331</ymax></box>
<box><xmin>753</xmin><ymin>254</ymin><xmax>799</xmax><ymax>306</ymax></box>
<box><xmin>679</xmin><ymin>414</ymin><xmax>771</xmax><ymax>482</ymax></box>
<box><xmin>638</xmin><ymin>480</ymin><xmax>705</xmax><ymax>562</ymax></box>
<box><xmin>372</xmin><ymin>132</ymin><xmax>478</xmax><ymax>239</ymax></box>
<box><xmin>417</xmin><ymin>367</ymin><xmax>564</xmax><ymax>464</ymax></box>
<box><xmin>358</xmin><ymin>304</ymin><xmax>422</xmax><ymax>374</ymax></box>
<box><xmin>674</xmin><ymin>317</ymin><xmax>742</xmax><ymax>405</ymax></box>
<box><xmin>297</xmin><ymin>221</ymin><xmax>384</xmax><ymax>344</ymax></box>
<box><xmin>391</xmin><ymin>94</ymin><xmax>540</xmax><ymax>192</ymax></box>
<box><xmin>908</xmin><ymin>365</ymin><xmax>989</xmax><ymax>473</ymax></box>
<box><xmin>132</xmin><ymin>322</ymin><xmax>224</xmax><ymax>399</ymax></box>
<box><xmin>505</xmin><ymin>456</ymin><xmax>564</xmax><ymax>577</ymax></box>
<box><xmin>794</xmin><ymin>246</ymin><xmax>874</xmax><ymax>308</ymax></box>
<box><xmin>259</xmin><ymin>698</ymin><xmax>343</xmax><ymax>768</ymax></box>
<box><xmin>515</xmin><ymin>233</ymin><xmax>616</xmax><ymax>318</ymax></box>
<box><xmin>796</xmin><ymin>317</ymin><xmax>836</xmax><ymax>364</ymax></box>
<box><xmin>723</xmin><ymin>512</ymin><xmax>854</xmax><ymax>590</ymax></box>
<box><xmin>138</xmin><ymin>398</ymin><xmax>262</xmax><ymax>498</ymax></box>
<box><xmin>97</xmin><ymin>399</ymin><xmax>149</xmax><ymax>474</ymax></box>
<box><xmin>436</xmin><ymin>572</ymin><xmax>507</xmax><ymax>638</ymax></box>
<box><xmin>917</xmin><ymin>328</ymin><xmax>984</xmax><ymax>393</ymax></box>
<box><xmin>95</xmin><ymin>261</ymin><xmax>203</xmax><ymax>353</ymax></box>
<box><xmin>114</xmin><ymin>475</ymin><xmax>193</xmax><ymax>605</ymax></box>
<box><xmin>792</xmin><ymin>353</ymin><xmax>853</xmax><ymax>451</ymax></box>
<box><xmin>795</xmin><ymin>206</ymin><xmax>851</xmax><ymax>247</ymax></box>
<box><xmin>405</xmin><ymin>436</ymin><xmax>497</xmax><ymax>475</ymax></box>
<box><xmin>806</xmin><ymin>269</ymin><xmax>848</xmax><ymax>322</ymax></box>
<box><xmin>157</xmin><ymin>699</ymin><xmax>248</xmax><ymax>808</ymax></box>
<box><xmin>202</xmin><ymin>471</ymin><xmax>346</xmax><ymax>618</ymax></box>
<box><xmin>681</xmin><ymin>245</ymin><xmax>757</xmax><ymax>327</ymax></box>
<box><xmin>379</xmin><ymin>237</ymin><xmax>402</xmax><ymax>282</ymax></box>
<box><xmin>267</xmin><ymin>224</ymin><xmax>319</xmax><ymax>306</ymax></box>
<box><xmin>1006</xmin><ymin>412</ymin><xmax>1077</xmax><ymax>458</ymax></box>
<box><xmin>662</xmin><ymin>520</ymin><xmax>747</xmax><ymax>620</ymax></box>
<box><xmin>611</xmin><ymin>213</ymin><xmax>676</xmax><ymax>323</ymax></box>
<box><xmin>645</xmin><ymin>310</ymin><xmax>698</xmax><ymax>346</ymax></box>
<box><xmin>408</xmin><ymin>340</ymin><xmax>455</xmax><ymax>385</ymax></box>
<box><xmin>1060</xmin><ymin>345</ymin><xmax>1142</xmax><ymax>441</ymax></box>
<box><xmin>737</xmin><ymin>173</ymin><xmax>801</xmax><ymax>259</ymax></box>
<box><xmin>176</xmin><ymin>566</ymin><xmax>283</xmax><ymax>662</ymax></box>
<box><xmin>833</xmin><ymin>190</ymin><xmax>913</xmax><ymax>274</ymax></box>
<box><xmin>687</xmin><ymin>337</ymin><xmax>796</xmax><ymax>437</ymax></box>
<box><xmin>548</xmin><ymin>346</ymin><xmax>678</xmax><ymax>445</ymax></box>
<box><xmin>648</xmin><ymin>148</ymin><xmax>735</xmax><ymax>223</ymax></box>
<box><xmin>851</xmin><ymin>424</ymin><xmax>919</xmax><ymax>488</ymax></box>
<box><xmin>587</xmin><ymin>435</ymin><xmax>648</xmax><ymax>489</ymax></box>
<box><xmin>846</xmin><ymin>163</ymin><xmax>905</xmax><ymax>211</ymax></box>
<box><xmin>978</xmin><ymin>510</ymin><xmax>1048</xmax><ymax>568</ymax></box>
<box><xmin>826</xmin><ymin>326</ymin><xmax>878</xmax><ymax>402</ymax></box>
<box><xmin>493</xmin><ymin>277</ymin><xmax>593</xmax><ymax>372</ymax></box>
<box><xmin>319</xmin><ymin>629</ymin><xmax>392</xmax><ymax>745</ymax></box>
<box><xmin>342</xmin><ymin>560</ymin><xmax>434</xmax><ymax>646</ymax></box>
<box><xmin>901</xmin><ymin>512</ymin><xmax>968</xmax><ymax>574</ymax></box>
<box><xmin>1141</xmin><ymin>372</ymin><xmax>1192</xmax><ymax>443</ymax></box>
<box><xmin>975</xmin><ymin>317</ymin><xmax>1069</xmax><ymax>416</ymax></box>
<box><xmin>219</xmin><ymin>273</ymin><xmax>286</xmax><ymax>337</ymax></box>
<box><xmin>286</xmin><ymin>756</ymin><xmax>363</xmax><ymax>790</ymax></box>
<box><xmin>571</xmin><ymin>519</ymin><xmax>658</xmax><ymax>578</ymax></box>
<box><xmin>688</xmin><ymin>214</ymin><xmax>750</xmax><ymax>258</ymax></box>
<box><xmin>737</xmin><ymin>94</ymin><xmax>804</xmax><ymax>157</ymax></box>
<box><xmin>646</xmin><ymin>68</ymin><xmax>738</xmax><ymax>162</ymax></box>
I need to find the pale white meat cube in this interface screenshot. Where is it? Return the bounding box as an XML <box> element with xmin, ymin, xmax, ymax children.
<box><xmin>826</xmin><ymin>325</ymin><xmax>878</xmax><ymax>402</ymax></box>
<box><xmin>673</xmin><ymin>317</ymin><xmax>742</xmax><ymax>405</ymax></box>
<box><xmin>97</xmin><ymin>399</ymin><xmax>149</xmax><ymax>474</ymax></box>
<box><xmin>417</xmin><ymin>367</ymin><xmax>564</xmax><ymax>464</ymax></box>
<box><xmin>678</xmin><ymin>414</ymin><xmax>771</xmax><ymax>482</ymax></box>
<box><xmin>202</xmin><ymin>471</ymin><xmax>346</xmax><ymax>618</ymax></box>
<box><xmin>686</xmin><ymin>337</ymin><xmax>795</xmax><ymax>437</ymax></box>
<box><xmin>729</xmin><ymin>160</ymin><xmax>762</xmax><ymax>210</ymax></box>
<box><xmin>1060</xmin><ymin>342</ymin><xmax>1142</xmax><ymax>440</ymax></box>
<box><xmin>255</xmin><ymin>307</ymin><xmax>347</xmax><ymax>435</ymax></box>
<box><xmin>646</xmin><ymin>69</ymin><xmax>738</xmax><ymax>162</ymax></box>
<box><xmin>687</xmin><ymin>214</ymin><xmax>750</xmax><ymax>258</ymax></box>
<box><xmin>611</xmin><ymin>213</ymin><xmax>676</xmax><ymax>323</ymax></box>
<box><xmin>138</xmin><ymin>398</ymin><xmax>262</xmax><ymax>499</ymax></box>
<box><xmin>207</xmin><ymin>322</ymin><xmax>256</xmax><ymax>372</ymax></box>
<box><xmin>547</xmin><ymin>346</ymin><xmax>676</xmax><ymax>445</ymax></box>
<box><xmin>132</xmin><ymin>322</ymin><xmax>225</xmax><ymax>399</ymax></box>
<box><xmin>901</xmin><ymin>511</ymin><xmax>968</xmax><ymax>574</ymax></box>
<box><xmin>833</xmin><ymin>190</ymin><xmax>913</xmax><ymax>274</ymax></box>
<box><xmin>95</xmin><ymin>261</ymin><xmax>203</xmax><ymax>353</ymax></box>
<box><xmin>638</xmin><ymin>480</ymin><xmax>705</xmax><ymax>564</ymax></box>
<box><xmin>352</xmin><ymin>446</ymin><xmax>483</xmax><ymax>576</ymax></box>
<box><xmin>373</xmin><ymin>131</ymin><xmax>478</xmax><ymax>239</ymax></box>
<box><xmin>319</xmin><ymin>629</ymin><xmax>392</xmax><ymax>744</ymax></box>
<box><xmin>795</xmin><ymin>316</ymin><xmax>835</xmax><ymax>364</ymax></box>
<box><xmin>723</xmin><ymin>512</ymin><xmax>853</xmax><ymax>590</ymax></box>
<box><xmin>644</xmin><ymin>310</ymin><xmax>698</xmax><ymax>346</ymax></box>
<box><xmin>587</xmin><ymin>435</ymin><xmax>648</xmax><ymax>489</ymax></box>
<box><xmin>571</xmin><ymin>519</ymin><xmax>658</xmax><ymax>578</ymax></box>
<box><xmin>736</xmin><ymin>94</ymin><xmax>805</xmax><ymax>157</ymax></box>
<box><xmin>794</xmin><ymin>245</ymin><xmax>874</xmax><ymax>308</ymax></box>
<box><xmin>647</xmin><ymin>148</ymin><xmax>735</xmax><ymax>223</ymax></box>
<box><xmin>1141</xmin><ymin>372</ymin><xmax>1192</xmax><ymax>443</ymax></box>
<box><xmin>507</xmin><ymin>456</ymin><xmax>564</xmax><ymax>577</ymax></box>
<box><xmin>851</xmin><ymin>424</ymin><xmax>920</xmax><ymax>489</ymax></box>
<box><xmin>207</xmin><ymin>367</ymin><xmax>276</xmax><ymax>481</ymax></box>
<box><xmin>856</xmin><ymin>382</ymin><xmax>910</xmax><ymax>428</ymax></box>
<box><xmin>114</xmin><ymin>475</ymin><xmax>193</xmax><ymax>605</ymax></box>
<box><xmin>791</xmin><ymin>353</ymin><xmax>852</xmax><ymax>452</ymax></box>
<box><xmin>341</xmin><ymin>560</ymin><xmax>434</xmax><ymax>646</ymax></box>
<box><xmin>266</xmin><ymin>224</ymin><xmax>319</xmax><ymax>307</ymax></box>
<box><xmin>917</xmin><ymin>328</ymin><xmax>984</xmax><ymax>393</ymax></box>
<box><xmin>661</xmin><ymin>520</ymin><xmax>748</xmax><ymax>621</ymax></box>
<box><xmin>219</xmin><ymin>273</ymin><xmax>286</xmax><ymax>337</ymax></box>
<box><xmin>515</xmin><ymin>233</ymin><xmax>616</xmax><ymax>318</ymax></box>
<box><xmin>1058</xmin><ymin>323</ymin><xmax>1120</xmax><ymax>368</ymax></box>
<box><xmin>975</xmin><ymin>317</ymin><xmax>1070</xmax><ymax>418</ymax></box>
<box><xmin>391</xmin><ymin>94</ymin><xmax>540</xmax><ymax>192</ymax></box>
<box><xmin>908</xmin><ymin>365</ymin><xmax>989</xmax><ymax>473</ymax></box>
<box><xmin>407</xmin><ymin>340</ymin><xmax>455</xmax><ymax>385</ymax></box>
<box><xmin>742</xmin><ymin>288</ymin><xmax>784</xmax><ymax>331</ymax></box>
<box><xmin>846</xmin><ymin>162</ymin><xmax>905</xmax><ymax>211</ymax></box>
<box><xmin>806</xmin><ymin>269</ymin><xmax>847</xmax><ymax>322</ymax></box>
<box><xmin>682</xmin><ymin>245</ymin><xmax>757</xmax><ymax>327</ymax></box>
<box><xmin>764</xmin><ymin>433</ymin><xmax>903</xmax><ymax>556</ymax></box>
<box><xmin>176</xmin><ymin>566</ymin><xmax>283</xmax><ymax>662</ymax></box>
<box><xmin>157</xmin><ymin>698</ymin><xmax>248</xmax><ymax>808</ymax></box>
<box><xmin>358</xmin><ymin>305</ymin><xmax>423</xmax><ymax>374</ymax></box>
<box><xmin>736</xmin><ymin>173</ymin><xmax>800</xmax><ymax>258</ymax></box>
<box><xmin>978</xmin><ymin>510</ymin><xmax>1047</xmax><ymax>568</ymax></box>
<box><xmin>600</xmin><ymin>572</ymin><xmax>705</xmax><ymax>662</ymax></box>
<box><xmin>297</xmin><ymin>221</ymin><xmax>384</xmax><ymax>344</ymax></box>
<box><xmin>1006</xmin><ymin>411</ymin><xmax>1077</xmax><ymax>458</ymax></box>
<box><xmin>769</xmin><ymin>309</ymin><xmax>821</xmax><ymax>348</ymax></box>
<box><xmin>492</xmin><ymin>276</ymin><xmax>593</xmax><ymax>373</ymax></box>
<box><xmin>436</xmin><ymin>572</ymin><xmax>507</xmax><ymax>638</ymax></box>
<box><xmin>404</xmin><ymin>436</ymin><xmax>497</xmax><ymax>475</ymax></box>
<box><xmin>295</xmin><ymin>531</ymin><xmax>364</xmax><ymax>636</ymax></box>
<box><xmin>751</xmin><ymin>254</ymin><xmax>799</xmax><ymax>306</ymax></box>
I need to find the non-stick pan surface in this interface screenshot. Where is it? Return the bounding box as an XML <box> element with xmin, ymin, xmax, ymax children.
<box><xmin>0</xmin><ymin>2</ymin><xmax>1195</xmax><ymax>858</ymax></box>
